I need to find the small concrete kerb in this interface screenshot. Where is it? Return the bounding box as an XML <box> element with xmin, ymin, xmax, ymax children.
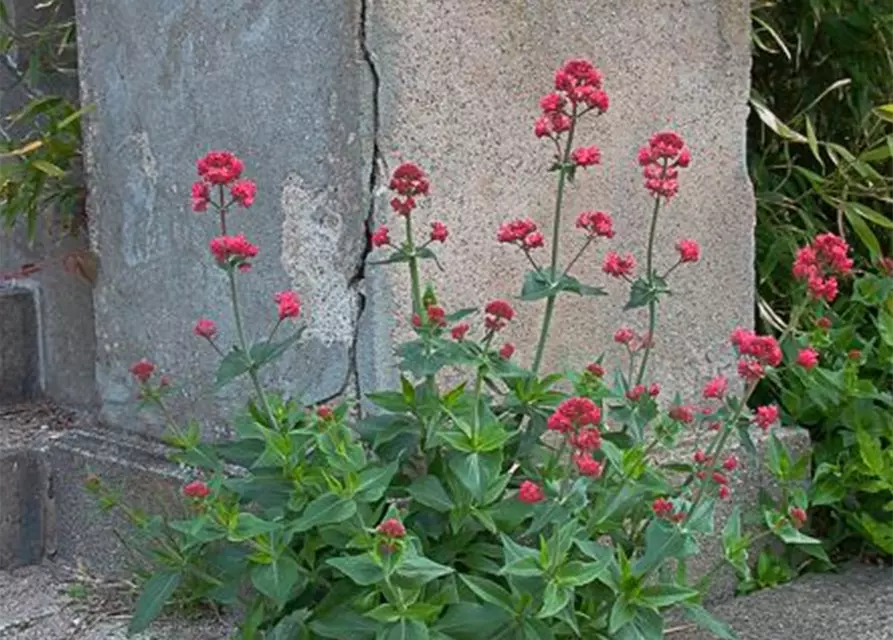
<box><xmin>0</xmin><ymin>286</ymin><xmax>41</xmax><ymax>404</ymax></box>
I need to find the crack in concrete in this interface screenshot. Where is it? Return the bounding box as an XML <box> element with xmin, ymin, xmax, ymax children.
<box><xmin>338</xmin><ymin>0</ymin><xmax>383</xmax><ymax>411</ymax></box>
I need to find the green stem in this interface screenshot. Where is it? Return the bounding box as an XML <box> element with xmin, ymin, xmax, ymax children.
<box><xmin>472</xmin><ymin>333</ymin><xmax>495</xmax><ymax>438</ymax></box>
<box><xmin>634</xmin><ymin>191</ymin><xmax>664</xmax><ymax>386</ymax></box>
<box><xmin>405</xmin><ymin>216</ymin><xmax>423</xmax><ymax>315</ymax></box>
<box><xmin>531</xmin><ymin>108</ymin><xmax>577</xmax><ymax>375</ymax></box>
<box><xmin>228</xmin><ymin>270</ymin><xmax>279</xmax><ymax>431</ymax></box>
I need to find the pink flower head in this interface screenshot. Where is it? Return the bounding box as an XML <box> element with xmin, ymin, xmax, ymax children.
<box><xmin>193</xmin><ymin>319</ymin><xmax>217</xmax><ymax>340</ymax></box>
<box><xmin>603</xmin><ymin>251</ymin><xmax>636</xmax><ymax>278</ymax></box>
<box><xmin>552</xmin><ymin>397</ymin><xmax>601</xmax><ymax>429</ymax></box>
<box><xmin>411</xmin><ymin>313</ymin><xmax>422</xmax><ymax>329</ymax></box>
<box><xmin>718</xmin><ymin>485</ymin><xmax>731</xmax><ymax>500</ymax></box>
<box><xmin>183</xmin><ymin>480</ymin><xmax>210</xmax><ymax>499</ymax></box>
<box><xmin>731</xmin><ymin>328</ymin><xmax>783</xmax><ymax>374</ymax></box>
<box><xmin>484</xmin><ymin>299</ymin><xmax>515</xmax><ymax>332</ymax></box>
<box><xmin>523</xmin><ymin>232</ymin><xmax>544</xmax><ymax>249</ymax></box>
<box><xmin>737</xmin><ymin>358</ymin><xmax>765</xmax><ymax>383</ymax></box>
<box><xmin>390</xmin><ymin>196</ymin><xmax>416</xmax><ymax>217</ymax></box>
<box><xmin>702</xmin><ymin>375</ymin><xmax>728</xmax><ymax>400</ymax></box>
<box><xmin>668</xmin><ymin>405</ymin><xmax>695</xmax><ymax>424</ymax></box>
<box><xmin>197</xmin><ymin>151</ymin><xmax>244</xmax><ymax>185</ymax></box>
<box><xmin>571</xmin><ymin>145</ymin><xmax>601</xmax><ymax>167</ymax></box>
<box><xmin>576</xmin><ymin>211</ymin><xmax>614</xmax><ymax>238</ymax></box>
<box><xmin>648</xmin><ymin>383</ymin><xmax>661</xmax><ymax>397</ymax></box>
<box><xmin>275</xmin><ymin>290</ymin><xmax>301</xmax><ymax>320</ymax></box>
<box><xmin>554</xmin><ymin>59</ymin><xmax>604</xmax><ymax>104</ymax></box>
<box><xmin>539</xmin><ymin>92</ymin><xmax>566</xmax><ymax>113</ymax></box>
<box><xmin>499</xmin><ymin>342</ymin><xmax>515</xmax><ymax>359</ymax></box>
<box><xmin>426</xmin><ymin>305</ymin><xmax>447</xmax><ymax>327</ymax></box>
<box><xmin>879</xmin><ymin>256</ymin><xmax>893</xmax><ymax>277</ymax></box>
<box><xmin>377</xmin><ymin>518</ymin><xmax>406</xmax><ymax>538</ymax></box>
<box><xmin>429</xmin><ymin>221</ymin><xmax>449</xmax><ymax>243</ymax></box>
<box><xmin>693</xmin><ymin>449</ymin><xmax>708</xmax><ymax>464</ymax></box>
<box><xmin>317</xmin><ymin>405</ymin><xmax>333</xmax><ymax>420</ymax></box>
<box><xmin>389</xmin><ymin>162</ymin><xmax>429</xmax><ymax>198</ymax></box>
<box><xmin>586</xmin><ymin>362</ymin><xmax>605</xmax><ymax>377</ymax></box>
<box><xmin>497</xmin><ymin>218</ymin><xmax>538</xmax><ymax>244</ymax></box>
<box><xmin>191</xmin><ymin>181</ymin><xmax>211</xmax><ymax>212</ymax></box>
<box><xmin>371</xmin><ymin>225</ymin><xmax>391</xmax><ymax>248</ymax></box>
<box><xmin>722</xmin><ymin>454</ymin><xmax>739</xmax><ymax>471</ymax></box>
<box><xmin>573</xmin><ymin>451</ymin><xmax>603</xmax><ymax>477</ymax></box>
<box><xmin>518</xmin><ymin>480</ymin><xmax>545</xmax><ymax>504</ymax></box>
<box><xmin>753</xmin><ymin>404</ymin><xmax>779</xmax><ymax>431</ymax></box>
<box><xmin>789</xmin><ymin>506</ymin><xmax>807</xmax><ymax>529</ymax></box>
<box><xmin>712</xmin><ymin>471</ymin><xmax>728</xmax><ymax>485</ymax></box>
<box><xmin>209</xmin><ymin>234</ymin><xmax>259</xmax><ymax>267</ymax></box>
<box><xmin>815</xmin><ymin>316</ymin><xmax>832</xmax><ymax>330</ymax></box>
<box><xmin>450</xmin><ymin>322</ymin><xmax>470</xmax><ymax>341</ymax></box>
<box><xmin>792</xmin><ymin>233</ymin><xmax>853</xmax><ymax>301</ymax></box>
<box><xmin>570</xmin><ymin>427</ymin><xmax>602</xmax><ymax>451</ymax></box>
<box><xmin>626</xmin><ymin>384</ymin><xmax>646</xmax><ymax>402</ymax></box>
<box><xmin>614</xmin><ymin>327</ymin><xmax>635</xmax><ymax>345</ymax></box>
<box><xmin>797</xmin><ymin>347</ymin><xmax>819</xmax><ymax>370</ymax></box>
<box><xmin>230</xmin><ymin>179</ymin><xmax>257</xmax><ymax>208</ymax></box>
<box><xmin>652</xmin><ymin>497</ymin><xmax>674</xmax><ymax>518</ymax></box>
<box><xmin>637</xmin><ymin>131</ymin><xmax>689</xmax><ymax>199</ymax></box>
<box><xmin>129</xmin><ymin>359</ymin><xmax>155</xmax><ymax>384</ymax></box>
<box><xmin>676</xmin><ymin>239</ymin><xmax>700</xmax><ymax>263</ymax></box>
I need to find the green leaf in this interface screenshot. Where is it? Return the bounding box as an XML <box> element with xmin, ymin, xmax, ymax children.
<box><xmin>290</xmin><ymin>494</ymin><xmax>357</xmax><ymax>533</ymax></box>
<box><xmin>228</xmin><ymin>513</ymin><xmax>280</xmax><ymax>542</ymax></box>
<box><xmin>609</xmin><ymin>595</ymin><xmax>635</xmax><ymax>634</ymax></box>
<box><xmin>449</xmin><ymin>452</ymin><xmax>498</xmax><ymax>500</ymax></box>
<box><xmin>397</xmin><ymin>553</ymin><xmax>454</xmax><ymax>585</ymax></box>
<box><xmin>846</xmin><ymin>202</ymin><xmax>893</xmax><ymax>229</ymax></box>
<box><xmin>128</xmin><ymin>570</ymin><xmax>182</xmax><ymax>634</ymax></box>
<box><xmin>250</xmin><ymin>329</ymin><xmax>304</xmax><ymax>368</ymax></box>
<box><xmin>327</xmin><ymin>554</ymin><xmax>385</xmax><ymax>586</ymax></box>
<box><xmin>624</xmin><ymin>275</ymin><xmax>670</xmax><ymax>311</ymax></box>
<box><xmin>251</xmin><ymin>555</ymin><xmax>301</xmax><ymax>606</ymax></box>
<box><xmin>407</xmin><ymin>476</ymin><xmax>454</xmax><ymax>512</ymax></box>
<box><xmin>267</xmin><ymin>609</ymin><xmax>310</xmax><ymax>640</ymax></box>
<box><xmin>520</xmin><ymin>270</ymin><xmax>554</xmax><ymax>301</ymax></box>
<box><xmin>215</xmin><ymin>349</ymin><xmax>251</xmax><ymax>388</ymax></box>
<box><xmin>681</xmin><ymin>604</ymin><xmax>737</xmax><ymax>639</ymax></box>
<box><xmin>750</xmin><ymin>97</ymin><xmax>807</xmax><ymax>142</ymax></box>
<box><xmin>687</xmin><ymin>499</ymin><xmax>716</xmax><ymax>534</ymax></box>
<box><xmin>310</xmin><ymin>609</ymin><xmax>378</xmax><ymax>640</ymax></box>
<box><xmin>432</xmin><ymin>603</ymin><xmax>510</xmax><ymax>638</ymax></box>
<box><xmin>537</xmin><ymin>581</ymin><xmax>571</xmax><ymax>618</ymax></box>
<box><xmin>767</xmin><ymin>433</ymin><xmax>791</xmax><ymax>480</ymax></box>
<box><xmin>804</xmin><ymin>115</ymin><xmax>823</xmax><ymax>167</ymax></box>
<box><xmin>555</xmin><ymin>559</ymin><xmax>610</xmax><ymax>587</ymax></box>
<box><xmin>874</xmin><ymin>104</ymin><xmax>893</xmax><ymax>123</ymax></box>
<box><xmin>458</xmin><ymin>574</ymin><xmax>515</xmax><ymax>613</ymax></box>
<box><xmin>355</xmin><ymin>460</ymin><xmax>398</xmax><ymax>502</ymax></box>
<box><xmin>367</xmin><ymin>391</ymin><xmax>412</xmax><ymax>413</ymax></box>
<box><xmin>556</xmin><ymin>273</ymin><xmax>606</xmax><ymax>297</ymax></box>
<box><xmin>31</xmin><ymin>159</ymin><xmax>66</xmax><ymax>177</ymax></box>
<box><xmin>843</xmin><ymin>204</ymin><xmax>881</xmax><ymax>256</ymax></box>
<box><xmin>856</xmin><ymin>429</ymin><xmax>885</xmax><ymax>475</ymax></box>
<box><xmin>637</xmin><ymin>583</ymin><xmax>699</xmax><ymax>607</ymax></box>
<box><xmin>634</xmin><ymin>519</ymin><xmax>685</xmax><ymax>576</ymax></box>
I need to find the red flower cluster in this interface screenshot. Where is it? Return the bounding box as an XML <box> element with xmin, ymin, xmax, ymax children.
<box><xmin>183</xmin><ymin>480</ymin><xmax>210</xmax><ymax>499</ymax></box>
<box><xmin>576</xmin><ymin>211</ymin><xmax>614</xmax><ymax>238</ymax></box>
<box><xmin>518</xmin><ymin>480</ymin><xmax>545</xmax><ymax>504</ymax></box>
<box><xmin>637</xmin><ymin>131</ymin><xmax>690</xmax><ymax>199</ymax></box>
<box><xmin>626</xmin><ymin>383</ymin><xmax>660</xmax><ymax>402</ymax></box>
<box><xmin>450</xmin><ymin>322</ymin><xmax>469</xmax><ymax>341</ymax></box>
<box><xmin>389</xmin><ymin>162</ymin><xmax>429</xmax><ymax>216</ymax></box>
<box><xmin>603</xmin><ymin>251</ymin><xmax>635</xmax><ymax>278</ymax></box>
<box><xmin>377</xmin><ymin>518</ymin><xmax>406</xmax><ymax>538</ymax></box>
<box><xmin>210</xmin><ymin>234</ymin><xmax>259</xmax><ymax>267</ymax></box>
<box><xmin>668</xmin><ymin>405</ymin><xmax>695</xmax><ymax>424</ymax></box>
<box><xmin>796</xmin><ymin>347</ymin><xmax>819</xmax><ymax>370</ymax></box>
<box><xmin>497</xmin><ymin>218</ymin><xmax>543</xmax><ymax>250</ymax></box>
<box><xmin>430</xmin><ymin>221</ymin><xmax>449</xmax><ymax>243</ymax></box>
<box><xmin>731</xmin><ymin>328</ymin><xmax>782</xmax><ymax>382</ymax></box>
<box><xmin>789</xmin><ymin>506</ymin><xmax>808</xmax><ymax>529</ymax></box>
<box><xmin>792</xmin><ymin>233</ymin><xmax>853</xmax><ymax>302</ymax></box>
<box><xmin>193</xmin><ymin>151</ymin><xmax>256</xmax><ymax>211</ymax></box>
<box><xmin>586</xmin><ymin>362</ymin><xmax>605</xmax><ymax>377</ymax></box>
<box><xmin>426</xmin><ymin>304</ymin><xmax>447</xmax><ymax>327</ymax></box>
<box><xmin>752</xmin><ymin>404</ymin><xmax>779</xmax><ymax>431</ymax></box>
<box><xmin>534</xmin><ymin>59</ymin><xmax>608</xmax><ymax>138</ymax></box>
<box><xmin>572</xmin><ymin>451</ymin><xmax>603</xmax><ymax>477</ymax></box>
<box><xmin>548</xmin><ymin>397</ymin><xmax>601</xmax><ymax>433</ymax></box>
<box><xmin>193</xmin><ymin>319</ymin><xmax>217</xmax><ymax>340</ymax></box>
<box><xmin>499</xmin><ymin>342</ymin><xmax>515</xmax><ymax>359</ymax></box>
<box><xmin>723</xmin><ymin>454</ymin><xmax>739</xmax><ymax>471</ymax></box>
<box><xmin>702</xmin><ymin>375</ymin><xmax>727</xmax><ymax>400</ymax></box>
<box><xmin>129</xmin><ymin>359</ymin><xmax>155</xmax><ymax>383</ymax></box>
<box><xmin>317</xmin><ymin>405</ymin><xmax>333</xmax><ymax>420</ymax></box>
<box><xmin>676</xmin><ymin>239</ymin><xmax>700</xmax><ymax>263</ymax></box>
<box><xmin>652</xmin><ymin>497</ymin><xmax>685</xmax><ymax>522</ymax></box>
<box><xmin>484</xmin><ymin>299</ymin><xmax>514</xmax><ymax>332</ymax></box>
<box><xmin>371</xmin><ymin>226</ymin><xmax>390</xmax><ymax>247</ymax></box>
<box><xmin>571</xmin><ymin>145</ymin><xmax>601</xmax><ymax>167</ymax></box>
<box><xmin>275</xmin><ymin>290</ymin><xmax>301</xmax><ymax>320</ymax></box>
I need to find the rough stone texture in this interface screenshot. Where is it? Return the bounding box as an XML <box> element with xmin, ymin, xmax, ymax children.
<box><xmin>45</xmin><ymin>429</ymin><xmax>186</xmax><ymax>575</ymax></box>
<box><xmin>74</xmin><ymin>0</ymin><xmax>375</xmax><ymax>435</ymax></box>
<box><xmin>0</xmin><ymin>0</ymin><xmax>97</xmax><ymax>409</ymax></box>
<box><xmin>678</xmin><ymin>426</ymin><xmax>812</xmax><ymax>605</ymax></box>
<box><xmin>692</xmin><ymin>563</ymin><xmax>893</xmax><ymax>640</ymax></box>
<box><xmin>0</xmin><ymin>449</ymin><xmax>50</xmax><ymax>569</ymax></box>
<box><xmin>0</xmin><ymin>288</ymin><xmax>40</xmax><ymax>403</ymax></box>
<box><xmin>361</xmin><ymin>0</ymin><xmax>755</xmax><ymax>397</ymax></box>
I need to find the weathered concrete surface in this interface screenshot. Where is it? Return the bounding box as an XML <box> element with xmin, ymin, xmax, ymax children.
<box><xmin>361</xmin><ymin>0</ymin><xmax>755</xmax><ymax>396</ymax></box>
<box><xmin>0</xmin><ymin>288</ymin><xmax>40</xmax><ymax>403</ymax></box>
<box><xmin>0</xmin><ymin>449</ymin><xmax>50</xmax><ymax>569</ymax></box>
<box><xmin>75</xmin><ymin>0</ymin><xmax>375</xmax><ymax>435</ymax></box>
<box><xmin>44</xmin><ymin>429</ymin><xmax>186</xmax><ymax>575</ymax></box>
<box><xmin>693</xmin><ymin>563</ymin><xmax>893</xmax><ymax>640</ymax></box>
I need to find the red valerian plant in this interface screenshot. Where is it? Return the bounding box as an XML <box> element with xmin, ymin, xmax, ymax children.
<box><xmin>90</xmin><ymin>60</ymin><xmax>835</xmax><ymax>640</ymax></box>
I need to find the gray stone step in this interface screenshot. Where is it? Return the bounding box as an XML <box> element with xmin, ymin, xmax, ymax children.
<box><xmin>687</xmin><ymin>563</ymin><xmax>893</xmax><ymax>639</ymax></box>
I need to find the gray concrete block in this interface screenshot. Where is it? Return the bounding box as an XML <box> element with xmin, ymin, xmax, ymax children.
<box><xmin>0</xmin><ymin>287</ymin><xmax>40</xmax><ymax>403</ymax></box>
<box><xmin>0</xmin><ymin>448</ymin><xmax>50</xmax><ymax>569</ymax></box>
<box><xmin>74</xmin><ymin>0</ymin><xmax>375</xmax><ymax>435</ymax></box>
<box><xmin>691</xmin><ymin>563</ymin><xmax>893</xmax><ymax>640</ymax></box>
<box><xmin>46</xmin><ymin>428</ymin><xmax>186</xmax><ymax>575</ymax></box>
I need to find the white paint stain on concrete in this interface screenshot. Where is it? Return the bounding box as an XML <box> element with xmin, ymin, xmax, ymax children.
<box><xmin>280</xmin><ymin>172</ymin><xmax>357</xmax><ymax>347</ymax></box>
